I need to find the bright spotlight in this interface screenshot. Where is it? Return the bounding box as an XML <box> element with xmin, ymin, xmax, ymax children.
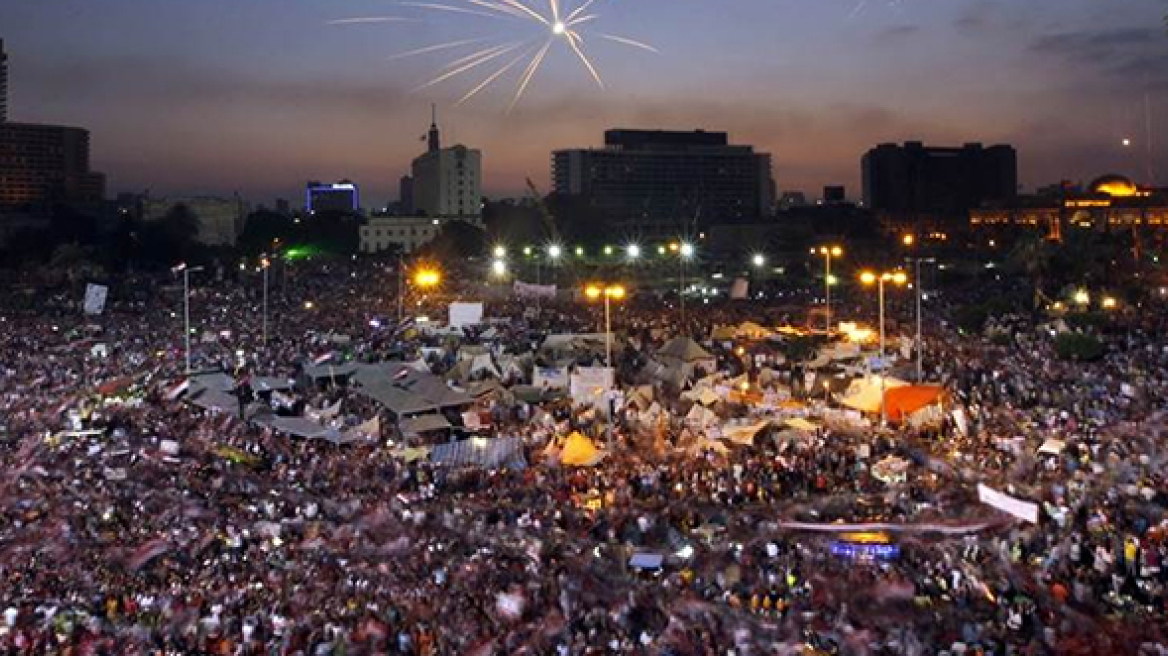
<box><xmin>552</xmin><ymin>21</ymin><xmax>566</xmax><ymax>35</ymax></box>
<box><xmin>679</xmin><ymin>242</ymin><xmax>695</xmax><ymax>259</ymax></box>
<box><xmin>626</xmin><ymin>244</ymin><xmax>641</xmax><ymax>260</ymax></box>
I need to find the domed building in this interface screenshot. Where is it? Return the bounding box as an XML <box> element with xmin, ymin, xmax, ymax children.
<box><xmin>971</xmin><ymin>173</ymin><xmax>1167</xmax><ymax>240</ymax></box>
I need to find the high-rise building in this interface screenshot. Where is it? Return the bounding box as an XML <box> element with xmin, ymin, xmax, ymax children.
<box><xmin>411</xmin><ymin>111</ymin><xmax>482</xmax><ymax>218</ymax></box>
<box><xmin>862</xmin><ymin>141</ymin><xmax>1017</xmax><ymax>216</ymax></box>
<box><xmin>0</xmin><ymin>40</ymin><xmax>105</xmax><ymax>212</ymax></box>
<box><xmin>306</xmin><ymin>180</ymin><xmax>359</xmax><ymax>214</ymax></box>
<box><xmin>0</xmin><ymin>123</ymin><xmax>106</xmax><ymax>210</ymax></box>
<box><xmin>1</xmin><ymin>39</ymin><xmax>9</xmax><ymax>123</ymax></box>
<box><xmin>822</xmin><ymin>186</ymin><xmax>847</xmax><ymax>205</ymax></box>
<box><xmin>399</xmin><ymin>175</ymin><xmax>415</xmax><ymax>214</ymax></box>
<box><xmin>552</xmin><ymin>129</ymin><xmax>774</xmax><ymax>233</ymax></box>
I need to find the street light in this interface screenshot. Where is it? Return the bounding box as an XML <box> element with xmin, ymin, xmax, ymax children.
<box><xmin>491</xmin><ymin>259</ymin><xmax>507</xmax><ymax>278</ymax></box>
<box><xmin>547</xmin><ymin>244</ymin><xmax>563</xmax><ymax>260</ymax></box>
<box><xmin>1074</xmin><ymin>289</ymin><xmax>1090</xmax><ymax>306</ymax></box>
<box><xmin>585</xmin><ymin>283</ymin><xmax>626</xmax><ymax>448</ymax></box>
<box><xmin>626</xmin><ymin>243</ymin><xmax>641</xmax><ymax>260</ymax></box>
<box><xmin>173</xmin><ymin>262</ymin><xmax>205</xmax><ymax>374</ymax></box>
<box><xmin>414</xmin><ymin>268</ymin><xmax>442</xmax><ymax>288</ymax></box>
<box><xmin>904</xmin><ymin>247</ymin><xmax>937</xmax><ymax>382</ymax></box>
<box><xmin>678</xmin><ymin>242</ymin><xmax>695</xmax><ymax>328</ymax></box>
<box><xmin>813</xmin><ymin>246</ymin><xmax>843</xmax><ymax>334</ymax></box>
<box><xmin>1102</xmin><ymin>296</ymin><xmax>1118</xmax><ymax>310</ymax></box>
<box><xmin>752</xmin><ymin>253</ymin><xmax>766</xmax><ymax>268</ymax></box>
<box><xmin>493</xmin><ymin>245</ymin><xmax>507</xmax><ymax>259</ymax></box>
<box><xmin>860</xmin><ymin>270</ymin><xmax>907</xmax><ymax>425</ymax></box>
<box><xmin>260</xmin><ymin>256</ymin><xmax>271</xmax><ymax>347</ymax></box>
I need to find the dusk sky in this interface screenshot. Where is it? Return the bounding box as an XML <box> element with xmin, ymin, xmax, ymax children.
<box><xmin>2</xmin><ymin>0</ymin><xmax>1166</xmax><ymax>205</ymax></box>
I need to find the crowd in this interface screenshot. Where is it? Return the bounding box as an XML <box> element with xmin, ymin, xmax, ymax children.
<box><xmin>1</xmin><ymin>258</ymin><xmax>1167</xmax><ymax>655</ymax></box>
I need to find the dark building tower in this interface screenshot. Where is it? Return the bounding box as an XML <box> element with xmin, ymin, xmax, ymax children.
<box><xmin>399</xmin><ymin>175</ymin><xmax>415</xmax><ymax>214</ymax></box>
<box><xmin>1</xmin><ymin>39</ymin><xmax>8</xmax><ymax>123</ymax></box>
<box><xmin>553</xmin><ymin>129</ymin><xmax>775</xmax><ymax>235</ymax></box>
<box><xmin>0</xmin><ymin>123</ymin><xmax>106</xmax><ymax>210</ymax></box>
<box><xmin>862</xmin><ymin>141</ymin><xmax>1017</xmax><ymax>217</ymax></box>
<box><xmin>427</xmin><ymin>104</ymin><xmax>440</xmax><ymax>154</ymax></box>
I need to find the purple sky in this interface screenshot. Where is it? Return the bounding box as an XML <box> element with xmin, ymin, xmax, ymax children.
<box><xmin>2</xmin><ymin>0</ymin><xmax>1166</xmax><ymax>205</ymax></box>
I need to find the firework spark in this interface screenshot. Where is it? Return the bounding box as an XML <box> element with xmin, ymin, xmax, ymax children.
<box><xmin>335</xmin><ymin>0</ymin><xmax>655</xmax><ymax>109</ymax></box>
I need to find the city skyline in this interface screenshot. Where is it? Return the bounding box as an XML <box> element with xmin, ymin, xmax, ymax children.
<box><xmin>1</xmin><ymin>0</ymin><xmax>1166</xmax><ymax>205</ymax></box>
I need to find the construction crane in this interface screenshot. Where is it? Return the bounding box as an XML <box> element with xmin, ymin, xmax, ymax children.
<box><xmin>526</xmin><ymin>177</ymin><xmax>559</xmax><ymax>242</ymax></box>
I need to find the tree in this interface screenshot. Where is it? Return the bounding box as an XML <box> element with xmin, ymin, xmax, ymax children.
<box><xmin>419</xmin><ymin>221</ymin><xmax>487</xmax><ymax>261</ymax></box>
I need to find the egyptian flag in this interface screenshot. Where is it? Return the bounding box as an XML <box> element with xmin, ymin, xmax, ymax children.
<box><xmin>165</xmin><ymin>379</ymin><xmax>190</xmax><ymax>401</ymax></box>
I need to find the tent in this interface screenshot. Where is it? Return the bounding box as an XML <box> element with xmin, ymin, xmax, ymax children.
<box><xmin>399</xmin><ymin>414</ymin><xmax>452</xmax><ymax>436</ymax></box>
<box><xmin>658</xmin><ymin>336</ymin><xmax>714</xmax><ymax>365</ymax></box>
<box><xmin>429</xmin><ymin>437</ymin><xmax>526</xmax><ymax>469</ymax></box>
<box><xmin>722</xmin><ymin>419</ymin><xmax>770</xmax><ymax>446</ymax></box>
<box><xmin>560</xmin><ymin>432</ymin><xmax>606</xmax><ymax>467</ymax></box>
<box><xmin>883</xmin><ymin>385</ymin><xmax>945</xmax><ymax>423</ymax></box>
<box><xmin>839</xmin><ymin>376</ymin><xmax>909</xmax><ymax>414</ymax></box>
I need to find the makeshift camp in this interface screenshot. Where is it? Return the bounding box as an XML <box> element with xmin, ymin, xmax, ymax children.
<box><xmin>883</xmin><ymin>385</ymin><xmax>945</xmax><ymax>423</ymax></box>
<box><xmin>429</xmin><ymin>436</ymin><xmax>526</xmax><ymax>469</ymax></box>
<box><xmin>560</xmin><ymin>432</ymin><xmax>606</xmax><ymax>467</ymax></box>
<box><xmin>352</xmin><ymin>362</ymin><xmax>473</xmax><ymax>418</ymax></box>
<box><xmin>839</xmin><ymin>376</ymin><xmax>909</xmax><ymax>414</ymax></box>
<box><xmin>399</xmin><ymin>414</ymin><xmax>452</xmax><ymax>437</ymax></box>
<box><xmin>657</xmin><ymin>337</ymin><xmax>717</xmax><ymax>379</ymax></box>
<box><xmin>722</xmin><ymin>419</ymin><xmax>770</xmax><ymax>446</ymax></box>
<box><xmin>265</xmin><ymin>417</ymin><xmax>364</xmax><ymax>445</ymax></box>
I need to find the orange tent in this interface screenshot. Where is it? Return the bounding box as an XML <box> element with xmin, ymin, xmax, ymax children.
<box><xmin>883</xmin><ymin>385</ymin><xmax>945</xmax><ymax>423</ymax></box>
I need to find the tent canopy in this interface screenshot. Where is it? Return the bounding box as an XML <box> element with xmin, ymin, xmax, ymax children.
<box><xmin>883</xmin><ymin>385</ymin><xmax>945</xmax><ymax>423</ymax></box>
<box><xmin>839</xmin><ymin>376</ymin><xmax>909</xmax><ymax>414</ymax></box>
<box><xmin>560</xmin><ymin>432</ymin><xmax>606</xmax><ymax>467</ymax></box>
<box><xmin>658</xmin><ymin>336</ymin><xmax>714</xmax><ymax>363</ymax></box>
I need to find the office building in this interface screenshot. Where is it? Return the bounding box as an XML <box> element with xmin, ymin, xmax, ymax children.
<box><xmin>399</xmin><ymin>175</ymin><xmax>415</xmax><ymax>214</ymax></box>
<box><xmin>822</xmin><ymin>186</ymin><xmax>846</xmax><ymax>205</ymax></box>
<box><xmin>0</xmin><ymin>122</ymin><xmax>106</xmax><ymax>210</ymax></box>
<box><xmin>1</xmin><ymin>39</ymin><xmax>8</xmax><ymax>123</ymax></box>
<box><xmin>553</xmin><ymin>129</ymin><xmax>775</xmax><ymax>233</ymax></box>
<box><xmin>862</xmin><ymin>141</ymin><xmax>1017</xmax><ymax>218</ymax></box>
<box><xmin>411</xmin><ymin>113</ymin><xmax>482</xmax><ymax>218</ymax></box>
<box><xmin>359</xmin><ymin>215</ymin><xmax>482</xmax><ymax>254</ymax></box>
<box><xmin>306</xmin><ymin>180</ymin><xmax>359</xmax><ymax>214</ymax></box>
<box><xmin>141</xmin><ymin>194</ymin><xmax>249</xmax><ymax>246</ymax></box>
<box><xmin>778</xmin><ymin>191</ymin><xmax>808</xmax><ymax>210</ymax></box>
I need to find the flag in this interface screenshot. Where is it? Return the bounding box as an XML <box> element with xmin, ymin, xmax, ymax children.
<box><xmin>128</xmin><ymin>537</ymin><xmax>171</xmax><ymax>571</ymax></box>
<box><xmin>171</xmin><ymin>263</ymin><xmax>187</xmax><ymax>274</ymax></box>
<box><xmin>312</xmin><ymin>352</ymin><xmax>334</xmax><ymax>366</ymax></box>
<box><xmin>165</xmin><ymin>379</ymin><xmax>190</xmax><ymax>401</ymax></box>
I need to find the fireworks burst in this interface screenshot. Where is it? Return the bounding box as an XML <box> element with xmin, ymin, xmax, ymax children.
<box><xmin>331</xmin><ymin>0</ymin><xmax>656</xmax><ymax>110</ymax></box>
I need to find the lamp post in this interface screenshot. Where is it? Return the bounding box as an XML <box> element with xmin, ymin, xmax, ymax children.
<box><xmin>904</xmin><ymin>256</ymin><xmax>936</xmax><ymax>382</ymax></box>
<box><xmin>585</xmin><ymin>283</ymin><xmax>626</xmax><ymax>448</ymax></box>
<box><xmin>679</xmin><ymin>242</ymin><xmax>694</xmax><ymax>329</ymax></box>
<box><xmin>261</xmin><ymin>256</ymin><xmax>271</xmax><ymax>347</ymax></box>
<box><xmin>813</xmin><ymin>246</ymin><xmax>843</xmax><ymax>334</ymax></box>
<box><xmin>860</xmin><ymin>270</ymin><xmax>907</xmax><ymax>425</ymax></box>
<box><xmin>174</xmin><ymin>263</ymin><xmax>204</xmax><ymax>374</ymax></box>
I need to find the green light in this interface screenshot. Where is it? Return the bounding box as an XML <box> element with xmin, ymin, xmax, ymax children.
<box><xmin>604</xmin><ymin>246</ymin><xmax>613</xmax><ymax>256</ymax></box>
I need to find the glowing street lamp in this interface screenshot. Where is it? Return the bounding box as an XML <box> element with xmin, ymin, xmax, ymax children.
<box><xmin>1101</xmin><ymin>296</ymin><xmax>1118</xmax><ymax>310</ymax></box>
<box><xmin>493</xmin><ymin>245</ymin><xmax>507</xmax><ymax>259</ymax></box>
<box><xmin>751</xmin><ymin>253</ymin><xmax>766</xmax><ymax>268</ymax></box>
<box><xmin>678</xmin><ymin>242</ymin><xmax>695</xmax><ymax>327</ymax></box>
<box><xmin>414</xmin><ymin>268</ymin><xmax>441</xmax><ymax>289</ymax></box>
<box><xmin>575</xmin><ymin>246</ymin><xmax>585</xmax><ymax>257</ymax></box>
<box><xmin>860</xmin><ymin>270</ymin><xmax>908</xmax><ymax>425</ymax></box>
<box><xmin>626</xmin><ymin>243</ymin><xmax>641</xmax><ymax>260</ymax></box>
<box><xmin>491</xmin><ymin>259</ymin><xmax>507</xmax><ymax>278</ymax></box>
<box><xmin>547</xmin><ymin>244</ymin><xmax>563</xmax><ymax>261</ymax></box>
<box><xmin>584</xmin><ymin>284</ymin><xmax>627</xmax><ymax>369</ymax></box>
<box><xmin>1074</xmin><ymin>289</ymin><xmax>1090</xmax><ymax>306</ymax></box>
<box><xmin>813</xmin><ymin>246</ymin><xmax>844</xmax><ymax>334</ymax></box>
<box><xmin>902</xmin><ymin>234</ymin><xmax>915</xmax><ymax>247</ymax></box>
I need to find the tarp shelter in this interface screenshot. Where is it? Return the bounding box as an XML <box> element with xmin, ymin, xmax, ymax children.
<box><xmin>560</xmin><ymin>432</ymin><xmax>606</xmax><ymax>467</ymax></box>
<box><xmin>1038</xmin><ymin>439</ymin><xmax>1066</xmax><ymax>456</ymax></box>
<box><xmin>252</xmin><ymin>376</ymin><xmax>295</xmax><ymax>392</ymax></box>
<box><xmin>302</xmin><ymin>362</ymin><xmax>361</xmax><ymax>381</ymax></box>
<box><xmin>883</xmin><ymin>385</ymin><xmax>945</xmax><ymax>423</ymax></box>
<box><xmin>266</xmin><ymin>417</ymin><xmax>363</xmax><ymax>445</ymax></box>
<box><xmin>629</xmin><ymin>553</ymin><xmax>664</xmax><ymax>571</ymax></box>
<box><xmin>839</xmin><ymin>376</ymin><xmax>909</xmax><ymax>414</ymax></box>
<box><xmin>570</xmin><ymin>367</ymin><xmax>614</xmax><ymax>408</ymax></box>
<box><xmin>429</xmin><ymin>437</ymin><xmax>526</xmax><ymax>469</ymax></box>
<box><xmin>722</xmin><ymin>419</ymin><xmax>770</xmax><ymax>446</ymax></box>
<box><xmin>399</xmin><ymin>414</ymin><xmax>453</xmax><ymax>436</ymax></box>
<box><xmin>352</xmin><ymin>362</ymin><xmax>472</xmax><ymax>417</ymax></box>
<box><xmin>658</xmin><ymin>336</ymin><xmax>715</xmax><ymax>367</ymax></box>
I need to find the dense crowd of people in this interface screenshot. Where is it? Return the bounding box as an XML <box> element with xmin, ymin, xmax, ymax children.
<box><xmin>2</xmin><ymin>258</ymin><xmax>1167</xmax><ymax>655</ymax></box>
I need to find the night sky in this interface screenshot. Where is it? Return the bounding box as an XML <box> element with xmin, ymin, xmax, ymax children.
<box><xmin>2</xmin><ymin>0</ymin><xmax>1166</xmax><ymax>205</ymax></box>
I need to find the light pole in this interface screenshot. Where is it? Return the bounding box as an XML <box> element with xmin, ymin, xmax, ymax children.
<box><xmin>585</xmin><ymin>283</ymin><xmax>626</xmax><ymax>448</ymax></box>
<box><xmin>261</xmin><ymin>256</ymin><xmax>271</xmax><ymax>347</ymax></box>
<box><xmin>813</xmin><ymin>246</ymin><xmax>843</xmax><ymax>334</ymax></box>
<box><xmin>904</xmin><ymin>256</ymin><xmax>935</xmax><ymax>382</ymax></box>
<box><xmin>860</xmin><ymin>270</ymin><xmax>907</xmax><ymax>425</ymax></box>
<box><xmin>174</xmin><ymin>263</ymin><xmax>204</xmax><ymax>374</ymax></box>
<box><xmin>679</xmin><ymin>242</ymin><xmax>695</xmax><ymax>329</ymax></box>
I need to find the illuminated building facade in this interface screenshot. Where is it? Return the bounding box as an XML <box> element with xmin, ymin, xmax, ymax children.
<box><xmin>0</xmin><ymin>122</ymin><xmax>106</xmax><ymax>210</ymax></box>
<box><xmin>970</xmin><ymin>175</ymin><xmax>1168</xmax><ymax>239</ymax></box>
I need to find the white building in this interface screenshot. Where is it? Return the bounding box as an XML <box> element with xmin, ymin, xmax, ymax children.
<box><xmin>359</xmin><ymin>215</ymin><xmax>483</xmax><ymax>254</ymax></box>
<box><xmin>142</xmin><ymin>194</ymin><xmax>248</xmax><ymax>246</ymax></box>
<box><xmin>411</xmin><ymin>114</ymin><xmax>482</xmax><ymax>218</ymax></box>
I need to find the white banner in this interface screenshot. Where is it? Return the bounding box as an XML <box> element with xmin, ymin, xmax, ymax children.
<box><xmin>449</xmin><ymin>302</ymin><xmax>484</xmax><ymax>329</ymax></box>
<box><xmin>513</xmin><ymin>281</ymin><xmax>557</xmax><ymax>299</ymax></box>
<box><xmin>977</xmin><ymin>484</ymin><xmax>1039</xmax><ymax>524</ymax></box>
<box><xmin>570</xmin><ymin>367</ymin><xmax>614</xmax><ymax>407</ymax></box>
<box><xmin>533</xmin><ymin>366</ymin><xmax>570</xmax><ymax>390</ymax></box>
<box><xmin>83</xmin><ymin>283</ymin><xmax>109</xmax><ymax>315</ymax></box>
